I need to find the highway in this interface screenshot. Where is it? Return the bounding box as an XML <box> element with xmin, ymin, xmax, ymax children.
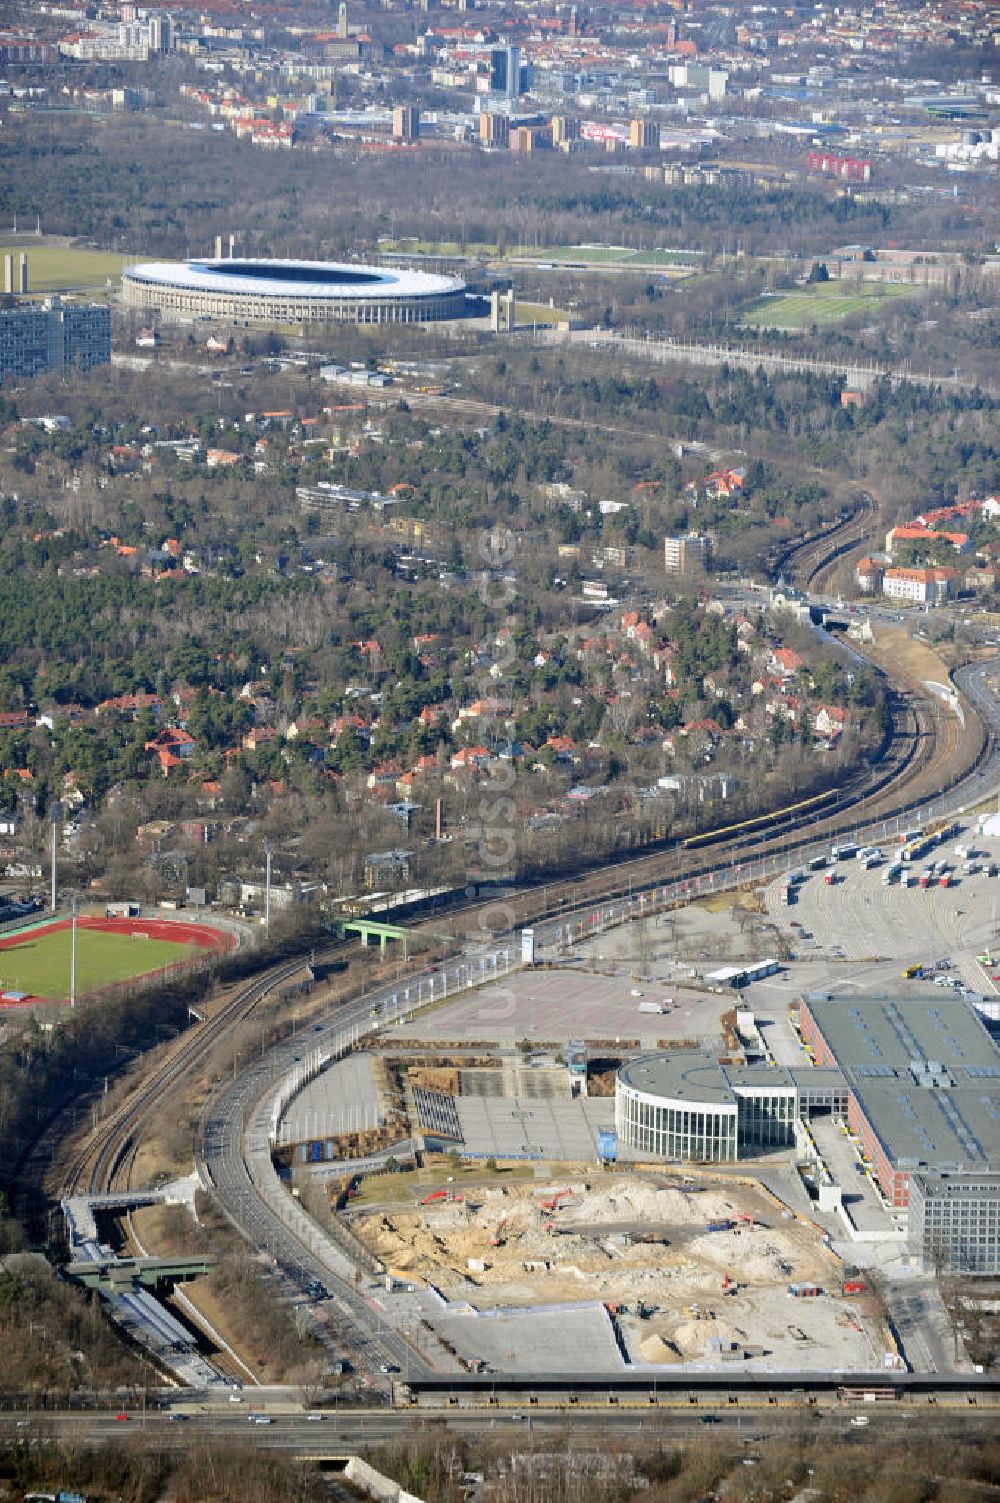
<box><xmin>0</xmin><ymin>1401</ymin><xmax>993</xmax><ymax>1452</ymax></box>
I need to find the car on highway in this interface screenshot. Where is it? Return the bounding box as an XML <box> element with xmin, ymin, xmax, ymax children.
<box><xmin>251</xmin><ymin>1415</ymin><xmax>272</xmax><ymax>1425</ymax></box>
<box><xmin>305</xmin><ymin>1413</ymin><xmax>325</xmax><ymax>1422</ymax></box>
<box><xmin>114</xmin><ymin>1412</ymin><xmax>129</xmax><ymax>1422</ymax></box>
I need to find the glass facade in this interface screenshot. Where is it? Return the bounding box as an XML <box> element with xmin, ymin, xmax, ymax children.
<box><xmin>736</xmin><ymin>1088</ymin><xmax>796</xmax><ymax>1148</ymax></box>
<box><xmin>616</xmin><ymin>1085</ymin><xmax>738</xmax><ymax>1162</ymax></box>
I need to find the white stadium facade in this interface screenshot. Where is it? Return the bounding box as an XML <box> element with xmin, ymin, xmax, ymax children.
<box><xmin>121</xmin><ymin>257</ymin><xmax>468</xmax><ymax>326</ymax></box>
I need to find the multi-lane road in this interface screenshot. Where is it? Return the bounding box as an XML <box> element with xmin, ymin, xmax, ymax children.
<box><xmin>0</xmin><ymin>1400</ymin><xmax>993</xmax><ymax>1452</ymax></box>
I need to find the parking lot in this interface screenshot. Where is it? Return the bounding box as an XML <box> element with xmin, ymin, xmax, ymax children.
<box><xmin>394</xmin><ymin>968</ymin><xmax>729</xmax><ymax>1049</ymax></box>
<box><xmin>762</xmin><ymin>828</ymin><xmax>1000</xmax><ymax>996</ymax></box>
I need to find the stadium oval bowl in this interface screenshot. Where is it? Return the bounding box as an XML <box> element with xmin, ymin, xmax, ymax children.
<box><xmin>122</xmin><ymin>257</ymin><xmax>467</xmax><ymax>325</ymax></box>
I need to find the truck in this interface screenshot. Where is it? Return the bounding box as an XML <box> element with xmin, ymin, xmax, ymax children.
<box><xmin>831</xmin><ymin>843</ymin><xmax>858</xmax><ymax>861</ymax></box>
<box><xmin>780</xmin><ymin>883</ymin><xmax>795</xmax><ymax>906</ymax></box>
<box><xmin>808</xmin><ymin>855</ymin><xmax>827</xmax><ymax>871</ymax></box>
<box><xmin>706</xmin><ymin>1219</ymin><xmax>733</xmax><ymax>1233</ymax></box>
<box><xmin>824</xmin><ymin>870</ymin><xmax>837</xmax><ymax>885</ymax></box>
<box><xmin>919</xmin><ymin>870</ymin><xmax>933</xmax><ymax>890</ymax></box>
<box><xmin>638</xmin><ymin>999</ymin><xmax>670</xmax><ymax>1014</ymax></box>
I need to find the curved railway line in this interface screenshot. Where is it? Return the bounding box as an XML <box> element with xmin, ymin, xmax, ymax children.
<box><xmin>57</xmin><ymin>651</ymin><xmax>980</xmax><ymax>1211</ymax></box>
<box><xmin>31</xmin><ymin>547</ymin><xmax>993</xmax><ymax>1397</ymax></box>
<box><xmin>61</xmin><ymin>951</ymin><xmax>343</xmax><ymax>1201</ymax></box>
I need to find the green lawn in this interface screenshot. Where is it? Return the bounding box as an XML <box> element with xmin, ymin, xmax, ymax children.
<box><xmin>740</xmin><ymin>280</ymin><xmax>917</xmax><ymax>330</ymax></box>
<box><xmin>377</xmin><ymin>239</ymin><xmax>699</xmax><ymax>270</ymax></box>
<box><xmin>534</xmin><ymin>244</ymin><xmax>698</xmax><ymax>268</ymax></box>
<box><xmin>0</xmin><ymin>926</ymin><xmax>198</xmax><ymax>1001</ymax></box>
<box><xmin>0</xmin><ymin>244</ymin><xmax>128</xmax><ymax>294</ymax></box>
<box><xmin>514</xmin><ymin>300</ymin><xmax>571</xmax><ymax>327</ymax></box>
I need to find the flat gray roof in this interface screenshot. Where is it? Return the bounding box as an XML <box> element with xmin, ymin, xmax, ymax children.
<box><xmin>618</xmin><ymin>1051</ymin><xmax>796</xmax><ymax>1106</ymax></box>
<box><xmin>804</xmin><ymin>995</ymin><xmax>1000</xmax><ymax>1174</ymax></box>
<box><xmin>619</xmin><ymin>1051</ymin><xmax>735</xmax><ymax>1106</ymax></box>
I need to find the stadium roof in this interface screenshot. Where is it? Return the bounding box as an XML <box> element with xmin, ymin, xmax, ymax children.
<box><xmin>123</xmin><ymin>257</ymin><xmax>465</xmax><ymax>301</ymax></box>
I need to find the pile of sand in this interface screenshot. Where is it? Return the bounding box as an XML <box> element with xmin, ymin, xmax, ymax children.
<box><xmin>638</xmin><ymin>1333</ymin><xmax>681</xmax><ymax>1364</ymax></box>
<box><xmin>672</xmin><ymin>1315</ymin><xmax>744</xmax><ymax>1355</ymax></box>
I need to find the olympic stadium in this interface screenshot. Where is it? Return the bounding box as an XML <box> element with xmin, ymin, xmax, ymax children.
<box><xmin>121</xmin><ymin>257</ymin><xmax>468</xmax><ymax>325</ymax></box>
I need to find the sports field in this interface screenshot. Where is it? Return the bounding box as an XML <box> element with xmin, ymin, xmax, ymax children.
<box><xmin>377</xmin><ymin>238</ymin><xmax>700</xmax><ymax>272</ymax></box>
<box><xmin>0</xmin><ymin>916</ymin><xmax>229</xmax><ymax>1003</ymax></box>
<box><xmin>739</xmin><ymin>280</ymin><xmax>916</xmax><ymax>329</ymax></box>
<box><xmin>0</xmin><ymin>243</ymin><xmax>128</xmax><ymax>294</ymax></box>
<box><xmin>532</xmin><ymin>243</ymin><xmax>699</xmax><ymax>269</ymax></box>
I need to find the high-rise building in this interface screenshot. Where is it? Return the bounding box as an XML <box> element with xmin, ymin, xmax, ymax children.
<box><xmin>664</xmin><ymin>532</ymin><xmax>711</xmax><ymax>573</ymax></box>
<box><xmin>551</xmin><ymin>115</ymin><xmax>579</xmax><ymax>147</ymax></box>
<box><xmin>509</xmin><ymin>125</ymin><xmax>537</xmax><ymax>153</ymax></box>
<box><xmin>479</xmin><ymin>111</ymin><xmax>509</xmax><ymax>148</ymax></box>
<box><xmin>338</xmin><ymin>1</ymin><xmax>349</xmax><ymax>39</ymax></box>
<box><xmin>146</xmin><ymin>14</ymin><xmax>171</xmax><ymax>52</ymax></box>
<box><xmin>490</xmin><ymin>44</ymin><xmax>524</xmax><ymax>99</ymax></box>
<box><xmin>629</xmin><ymin>118</ymin><xmax>659</xmax><ymax>150</ymax></box>
<box><xmin>392</xmin><ymin>105</ymin><xmax>420</xmax><ymax>142</ymax></box>
<box><xmin>0</xmin><ymin>298</ymin><xmax>111</xmax><ymax>382</ymax></box>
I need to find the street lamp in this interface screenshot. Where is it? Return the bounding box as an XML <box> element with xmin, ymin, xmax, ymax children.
<box><xmin>264</xmin><ymin>839</ymin><xmax>272</xmax><ymax>935</ymax></box>
<box><xmin>50</xmin><ymin>800</ymin><xmax>62</xmax><ymax>913</ymax></box>
<box><xmin>69</xmin><ymin>896</ymin><xmax>78</xmax><ymax>1008</ymax></box>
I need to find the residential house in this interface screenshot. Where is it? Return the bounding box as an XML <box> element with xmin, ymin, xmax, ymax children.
<box><xmin>145</xmin><ymin>727</ymin><xmax>196</xmax><ymax>776</ymax></box>
<box><xmin>855</xmin><ymin>556</ymin><xmax>883</xmax><ymax>592</ymax></box>
<box><xmin>882</xmin><ymin>566</ymin><xmax>957</xmax><ymax>604</ymax></box>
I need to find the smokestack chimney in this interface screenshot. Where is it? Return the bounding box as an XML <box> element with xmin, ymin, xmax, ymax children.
<box><xmin>435</xmin><ymin>798</ymin><xmax>442</xmax><ymax>841</ymax></box>
<box><xmin>3</xmin><ymin>255</ymin><xmax>13</xmax><ymax>295</ymax></box>
<box><xmin>18</xmin><ymin>253</ymin><xmax>28</xmax><ymax>294</ymax></box>
<box><xmin>214</xmin><ymin>234</ymin><xmax>223</xmax><ymax>259</ymax></box>
<box><xmin>229</xmin><ymin>233</ymin><xmax>235</xmax><ymax>258</ymax></box>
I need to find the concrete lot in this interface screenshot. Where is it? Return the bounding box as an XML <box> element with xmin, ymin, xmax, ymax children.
<box><xmin>455</xmin><ymin>1096</ymin><xmax>616</xmax><ymax>1161</ymax></box>
<box><xmin>432</xmin><ymin>1302</ymin><xmax>626</xmax><ymax>1374</ymax></box>
<box><xmin>763</xmin><ymin>834</ymin><xmax>1000</xmax><ymax>994</ymax></box>
<box><xmin>808</xmin><ymin>1115</ymin><xmax>898</xmax><ymax>1239</ymax></box>
<box><xmin>282</xmin><ymin>1052</ymin><xmax>380</xmax><ymax>1141</ymax></box>
<box><xmin>394</xmin><ymin>968</ymin><xmax>728</xmax><ymax>1048</ymax></box>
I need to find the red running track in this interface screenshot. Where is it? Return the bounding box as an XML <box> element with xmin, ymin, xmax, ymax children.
<box><xmin>0</xmin><ymin>915</ymin><xmax>235</xmax><ymax>953</ymax></box>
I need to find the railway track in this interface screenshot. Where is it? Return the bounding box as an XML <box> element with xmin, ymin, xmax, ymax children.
<box><xmin>52</xmin><ymin>637</ymin><xmax>977</xmax><ymax>1211</ymax></box>
<box><xmin>61</xmin><ymin>950</ymin><xmax>341</xmax><ymax>1200</ymax></box>
<box><xmin>770</xmin><ymin>497</ymin><xmax>872</xmax><ymax>587</ymax></box>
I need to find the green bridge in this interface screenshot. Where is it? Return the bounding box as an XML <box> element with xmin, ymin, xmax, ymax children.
<box><xmin>67</xmin><ymin>1255</ymin><xmax>217</xmax><ymax>1291</ymax></box>
<box><xmin>338</xmin><ymin>918</ymin><xmax>411</xmax><ymax>955</ymax></box>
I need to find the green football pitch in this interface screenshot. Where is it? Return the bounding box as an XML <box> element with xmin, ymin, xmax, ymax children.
<box><xmin>0</xmin><ymin>926</ymin><xmax>199</xmax><ymax>1001</ymax></box>
<box><xmin>739</xmin><ymin>281</ymin><xmax>916</xmax><ymax>329</ymax></box>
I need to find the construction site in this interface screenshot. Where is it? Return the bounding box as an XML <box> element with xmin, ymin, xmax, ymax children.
<box><xmin>348</xmin><ymin>1172</ymin><xmax>886</xmax><ymax>1373</ymax></box>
